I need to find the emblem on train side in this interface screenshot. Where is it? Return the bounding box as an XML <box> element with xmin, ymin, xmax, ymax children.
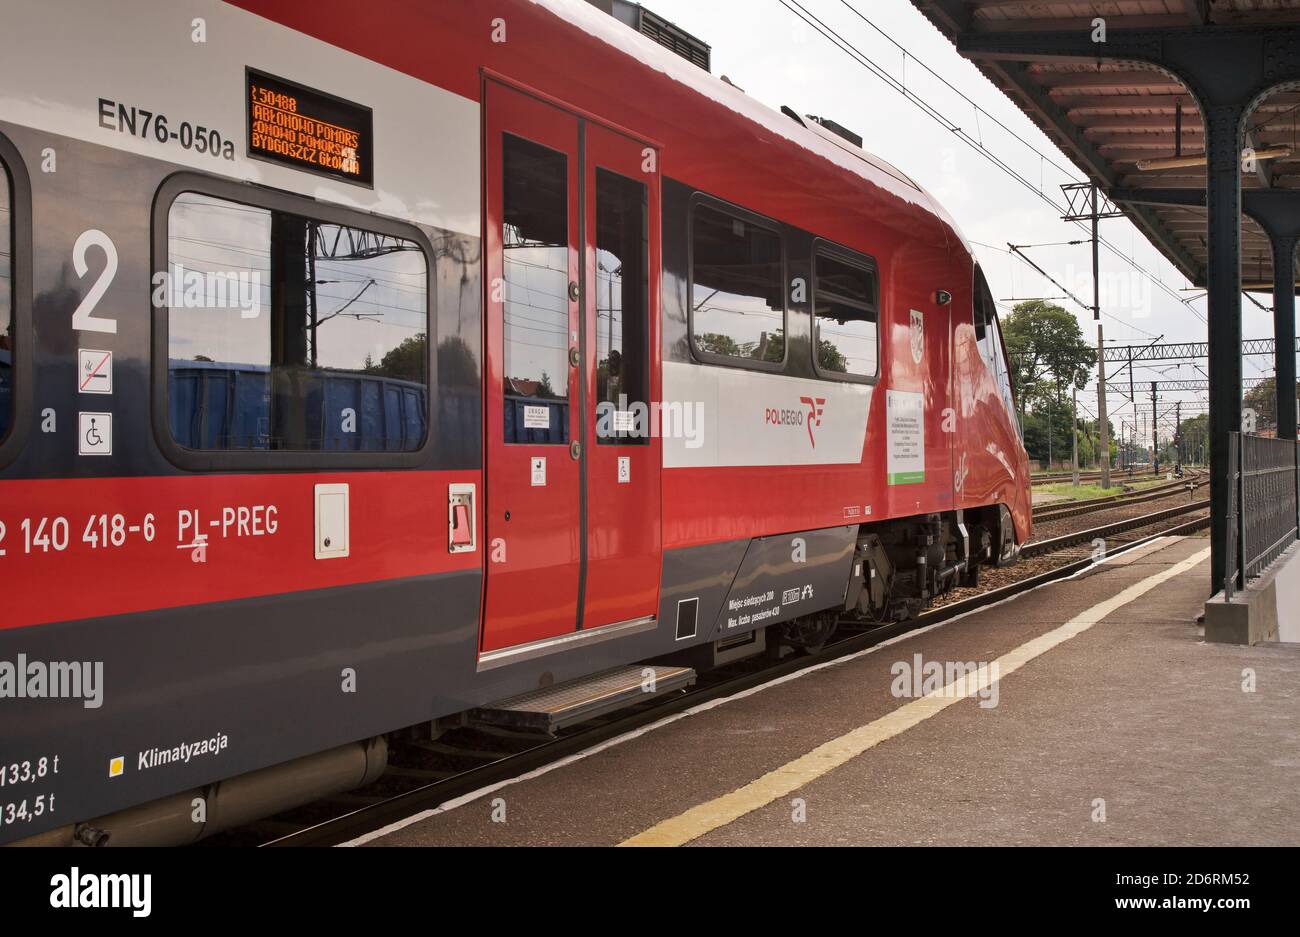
<box><xmin>798</xmin><ymin>396</ymin><xmax>826</xmax><ymax>449</ymax></box>
<box><xmin>910</xmin><ymin>309</ymin><xmax>925</xmax><ymax>365</ymax></box>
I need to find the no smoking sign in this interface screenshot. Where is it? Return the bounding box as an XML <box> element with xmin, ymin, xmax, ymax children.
<box><xmin>78</xmin><ymin>349</ymin><xmax>113</xmax><ymax>395</ymax></box>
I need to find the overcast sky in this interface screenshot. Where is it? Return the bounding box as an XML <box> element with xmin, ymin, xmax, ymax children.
<box><xmin>647</xmin><ymin>0</ymin><xmax>1282</xmax><ymax>431</ymax></box>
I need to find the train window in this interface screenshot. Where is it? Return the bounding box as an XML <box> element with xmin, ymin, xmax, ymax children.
<box><xmin>973</xmin><ymin>267</ymin><xmax>998</xmax><ymax>376</ymax></box>
<box><xmin>0</xmin><ymin>160</ymin><xmax>10</xmax><ymax>444</ymax></box>
<box><xmin>689</xmin><ymin>200</ymin><xmax>785</xmax><ymax>367</ymax></box>
<box><xmin>165</xmin><ymin>192</ymin><xmax>429</xmax><ymax>452</ymax></box>
<box><xmin>973</xmin><ymin>267</ymin><xmax>1018</xmax><ymax>427</ymax></box>
<box><xmin>812</xmin><ymin>247</ymin><xmax>878</xmax><ymax>380</ymax></box>
<box><xmin>502</xmin><ymin>134</ymin><xmax>570</xmax><ymax>443</ymax></box>
<box><xmin>594</xmin><ymin>167</ymin><xmax>649</xmax><ymax>445</ymax></box>
<box><xmin>989</xmin><ymin>313</ymin><xmax>1019</xmax><ymax>427</ymax></box>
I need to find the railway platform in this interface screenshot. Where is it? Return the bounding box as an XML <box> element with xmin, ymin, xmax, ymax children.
<box><xmin>356</xmin><ymin>534</ymin><xmax>1300</xmax><ymax>847</ymax></box>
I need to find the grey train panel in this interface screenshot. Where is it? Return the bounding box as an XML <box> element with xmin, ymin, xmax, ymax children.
<box><xmin>656</xmin><ymin>537</ymin><xmax>751</xmax><ymax>643</ymax></box>
<box><xmin>0</xmin><ymin>121</ymin><xmax>483</xmax><ymax>482</ymax></box>
<box><xmin>0</xmin><ymin>571</ymin><xmax>481</xmax><ymax>838</ymax></box>
<box><xmin>712</xmin><ymin>525</ymin><xmax>856</xmax><ymax>637</ymax></box>
<box><xmin>0</xmin><ymin>522</ymin><xmax>860</xmax><ymax>842</ymax></box>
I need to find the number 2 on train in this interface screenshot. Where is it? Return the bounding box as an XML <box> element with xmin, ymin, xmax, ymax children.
<box><xmin>70</xmin><ymin>228</ymin><xmax>119</xmax><ymax>334</ymax></box>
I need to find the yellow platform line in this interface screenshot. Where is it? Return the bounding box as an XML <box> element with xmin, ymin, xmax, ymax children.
<box><xmin>619</xmin><ymin>545</ymin><xmax>1211</xmax><ymax>847</ymax></box>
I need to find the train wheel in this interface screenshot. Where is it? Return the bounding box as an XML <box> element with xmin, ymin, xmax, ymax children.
<box><xmin>779</xmin><ymin>612</ymin><xmax>838</xmax><ymax>655</ymax></box>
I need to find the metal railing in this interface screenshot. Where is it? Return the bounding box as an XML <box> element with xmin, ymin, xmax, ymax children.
<box><xmin>1225</xmin><ymin>432</ymin><xmax>1300</xmax><ymax>600</ymax></box>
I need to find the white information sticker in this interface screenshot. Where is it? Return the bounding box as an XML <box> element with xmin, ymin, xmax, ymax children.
<box><xmin>531</xmin><ymin>456</ymin><xmax>546</xmax><ymax>487</ymax></box>
<box><xmin>523</xmin><ymin>405</ymin><xmax>550</xmax><ymax>429</ymax></box>
<box><xmin>617</xmin><ymin>456</ymin><xmax>630</xmax><ymax>484</ymax></box>
<box><xmin>886</xmin><ymin>389</ymin><xmax>925</xmax><ymax>485</ymax></box>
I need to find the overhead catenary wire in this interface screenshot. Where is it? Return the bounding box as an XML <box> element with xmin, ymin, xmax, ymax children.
<box><xmin>780</xmin><ymin>0</ymin><xmax>1209</xmax><ymax>330</ymax></box>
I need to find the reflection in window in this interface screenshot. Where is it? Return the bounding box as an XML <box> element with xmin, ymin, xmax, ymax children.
<box><xmin>166</xmin><ymin>192</ymin><xmax>428</xmax><ymax>452</ymax></box>
<box><xmin>989</xmin><ymin>315</ymin><xmax>1019</xmax><ymax>431</ymax></box>
<box><xmin>0</xmin><ymin>163</ymin><xmax>11</xmax><ymax>443</ymax></box>
<box><xmin>502</xmin><ymin>134</ymin><xmax>570</xmax><ymax>443</ymax></box>
<box><xmin>973</xmin><ymin>268</ymin><xmax>1017</xmax><ymax>431</ymax></box>
<box><xmin>974</xmin><ymin>268</ymin><xmax>998</xmax><ymax>376</ymax></box>
<box><xmin>594</xmin><ymin>168</ymin><xmax>648</xmax><ymax>444</ymax></box>
<box><xmin>691</xmin><ymin>203</ymin><xmax>784</xmax><ymax>364</ymax></box>
<box><xmin>813</xmin><ymin>250</ymin><xmax>877</xmax><ymax>379</ymax></box>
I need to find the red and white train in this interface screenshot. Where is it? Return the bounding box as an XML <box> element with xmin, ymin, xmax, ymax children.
<box><xmin>0</xmin><ymin>0</ymin><xmax>1029</xmax><ymax>844</ymax></box>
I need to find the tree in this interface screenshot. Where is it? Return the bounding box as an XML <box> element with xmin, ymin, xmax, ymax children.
<box><xmin>697</xmin><ymin>329</ymin><xmax>787</xmax><ymax>364</ymax></box>
<box><xmin>372</xmin><ymin>332</ymin><xmax>426</xmax><ymax>382</ymax></box>
<box><xmin>438</xmin><ymin>335</ymin><xmax>479</xmax><ymax>388</ymax></box>
<box><xmin>1000</xmin><ymin>301</ymin><xmax>1097</xmax><ymax>465</ymax></box>
<box><xmin>1177</xmin><ymin>412</ymin><xmax>1209</xmax><ymax>463</ymax></box>
<box><xmin>815</xmin><ymin>338</ymin><xmax>848</xmax><ymax>374</ymax></box>
<box><xmin>1243</xmin><ymin>378</ymin><xmax>1300</xmax><ymax>431</ymax></box>
<box><xmin>1001</xmin><ymin>301</ymin><xmax>1096</xmax><ymax>409</ymax></box>
<box><xmin>1020</xmin><ymin>396</ymin><xmax>1075</xmax><ymax>467</ymax></box>
<box><xmin>363</xmin><ymin>332</ymin><xmax>480</xmax><ymax>388</ymax></box>
<box><xmin>696</xmin><ymin>332</ymin><xmax>742</xmax><ymax>358</ymax></box>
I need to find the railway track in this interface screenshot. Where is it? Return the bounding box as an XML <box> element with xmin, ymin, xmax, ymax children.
<box><xmin>1032</xmin><ymin>472</ymin><xmax>1203</xmax><ymax>523</ymax></box>
<box><xmin>198</xmin><ymin>503</ymin><xmax>1209</xmax><ymax>849</ymax></box>
<box><xmin>1031</xmin><ymin>468</ymin><xmax>1189</xmax><ymax>486</ymax></box>
<box><xmin>1023</xmin><ymin>499</ymin><xmax>1209</xmax><ymax>558</ymax></box>
<box><xmin>1031</xmin><ymin>471</ymin><xmax>1106</xmax><ymax>485</ymax></box>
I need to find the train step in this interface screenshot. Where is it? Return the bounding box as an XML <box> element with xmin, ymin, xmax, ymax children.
<box><xmin>467</xmin><ymin>665</ymin><xmax>696</xmax><ymax>733</ymax></box>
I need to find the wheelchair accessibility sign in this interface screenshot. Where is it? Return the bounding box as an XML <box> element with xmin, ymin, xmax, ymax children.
<box><xmin>79</xmin><ymin>412</ymin><xmax>112</xmax><ymax>456</ymax></box>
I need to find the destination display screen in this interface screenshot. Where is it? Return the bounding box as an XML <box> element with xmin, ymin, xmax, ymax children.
<box><xmin>247</xmin><ymin>69</ymin><xmax>373</xmax><ymax>186</ymax></box>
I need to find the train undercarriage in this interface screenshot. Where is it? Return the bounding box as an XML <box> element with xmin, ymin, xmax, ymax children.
<box><xmin>777</xmin><ymin>506</ymin><xmax>1021</xmax><ymax>652</ymax></box>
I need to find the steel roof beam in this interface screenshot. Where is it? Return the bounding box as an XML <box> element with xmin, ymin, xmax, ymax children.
<box><xmin>1105</xmin><ymin>379</ymin><xmax>1268</xmax><ymax>394</ymax></box>
<box><xmin>1099</xmin><ymin>337</ymin><xmax>1300</xmax><ymax>363</ymax></box>
<box><xmin>921</xmin><ymin>0</ymin><xmax>970</xmax><ymax>32</ymax></box>
<box><xmin>970</xmin><ymin>60</ymin><xmax>1203</xmax><ymax>280</ymax></box>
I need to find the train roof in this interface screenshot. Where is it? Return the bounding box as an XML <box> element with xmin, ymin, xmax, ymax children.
<box><xmin>536</xmin><ymin>0</ymin><xmax>968</xmax><ymax>252</ymax></box>
<box><xmin>233</xmin><ymin>0</ymin><xmax>971</xmax><ymax>264</ymax></box>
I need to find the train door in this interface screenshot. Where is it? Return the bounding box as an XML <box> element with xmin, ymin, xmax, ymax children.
<box><xmin>580</xmin><ymin>123</ymin><xmax>661</xmax><ymax>631</ymax></box>
<box><xmin>481</xmin><ymin>81</ymin><xmax>661</xmax><ymax>653</ymax></box>
<box><xmin>951</xmin><ymin>290</ymin><xmax>968</xmax><ymax>504</ymax></box>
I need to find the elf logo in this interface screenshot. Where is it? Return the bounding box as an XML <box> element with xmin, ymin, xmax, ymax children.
<box><xmin>799</xmin><ymin>396</ymin><xmax>826</xmax><ymax>448</ymax></box>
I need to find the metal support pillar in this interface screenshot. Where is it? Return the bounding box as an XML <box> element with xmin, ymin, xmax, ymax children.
<box><xmin>1204</xmin><ymin>103</ymin><xmax>1246</xmax><ymax>595</ymax></box>
<box><xmin>1175</xmin><ymin>401</ymin><xmax>1182</xmax><ymax>469</ymax></box>
<box><xmin>1150</xmin><ymin>382</ymin><xmax>1158</xmax><ymax>475</ymax></box>
<box><xmin>1093</xmin><ymin>186</ymin><xmax>1111</xmax><ymax>488</ymax></box>
<box><xmin>1071</xmin><ymin>385</ymin><xmax>1079</xmax><ymax>487</ymax></box>
<box><xmin>1272</xmin><ymin>235</ymin><xmax>1297</xmax><ymax>440</ymax></box>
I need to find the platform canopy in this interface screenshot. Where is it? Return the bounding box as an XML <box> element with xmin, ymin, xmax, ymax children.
<box><xmin>911</xmin><ymin>1</ymin><xmax>1300</xmax><ymax>285</ymax></box>
<box><xmin>909</xmin><ymin>0</ymin><xmax>1300</xmax><ymax>591</ymax></box>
